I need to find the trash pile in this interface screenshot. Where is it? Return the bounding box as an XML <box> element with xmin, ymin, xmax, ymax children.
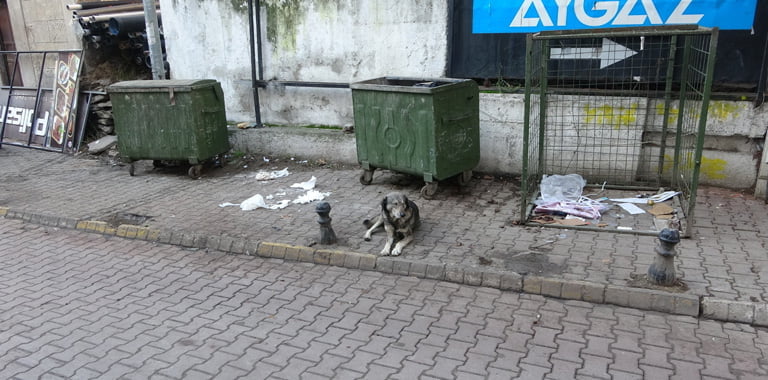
<box><xmin>531</xmin><ymin>174</ymin><xmax>680</xmax><ymax>230</ymax></box>
<box><xmin>219</xmin><ymin>171</ymin><xmax>331</xmax><ymax>211</ymax></box>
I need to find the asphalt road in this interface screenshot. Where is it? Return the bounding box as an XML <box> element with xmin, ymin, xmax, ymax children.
<box><xmin>0</xmin><ymin>218</ymin><xmax>766</xmax><ymax>379</ymax></box>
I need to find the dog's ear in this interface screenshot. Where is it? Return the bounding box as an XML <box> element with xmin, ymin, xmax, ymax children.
<box><xmin>380</xmin><ymin>196</ymin><xmax>388</xmax><ymax>211</ymax></box>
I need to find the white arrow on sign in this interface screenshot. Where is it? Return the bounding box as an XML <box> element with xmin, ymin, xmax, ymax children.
<box><xmin>550</xmin><ymin>38</ymin><xmax>638</xmax><ymax>69</ymax></box>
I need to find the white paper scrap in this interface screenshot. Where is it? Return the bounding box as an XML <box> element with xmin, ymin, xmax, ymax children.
<box><xmin>271</xmin><ymin>200</ymin><xmax>291</xmax><ymax>209</ymax></box>
<box><xmin>291</xmin><ymin>176</ymin><xmax>317</xmax><ymax>190</ymax></box>
<box><xmin>251</xmin><ymin>168</ymin><xmax>290</xmax><ymax>181</ymax></box>
<box><xmin>292</xmin><ymin>190</ymin><xmax>330</xmax><ymax>204</ymax></box>
<box><xmin>218</xmin><ymin>202</ymin><xmax>239</xmax><ymax>208</ymax></box>
<box><xmin>610</xmin><ymin>191</ymin><xmax>681</xmax><ymax>204</ymax></box>
<box><xmin>648</xmin><ymin>191</ymin><xmax>680</xmax><ymax>202</ymax></box>
<box><xmin>240</xmin><ymin>194</ymin><xmax>268</xmax><ymax>210</ymax></box>
<box><xmin>609</xmin><ymin>197</ymin><xmax>649</xmax><ymax>204</ymax></box>
<box><xmin>618</xmin><ymin>203</ymin><xmax>645</xmax><ymax>215</ymax></box>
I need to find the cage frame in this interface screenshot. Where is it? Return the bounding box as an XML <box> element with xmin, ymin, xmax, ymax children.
<box><xmin>521</xmin><ymin>26</ymin><xmax>719</xmax><ymax>237</ymax></box>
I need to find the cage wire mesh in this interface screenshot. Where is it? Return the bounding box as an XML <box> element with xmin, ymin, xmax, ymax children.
<box><xmin>521</xmin><ymin>27</ymin><xmax>718</xmax><ymax>237</ymax></box>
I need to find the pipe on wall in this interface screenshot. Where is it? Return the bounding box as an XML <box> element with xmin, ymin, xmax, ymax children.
<box><xmin>66</xmin><ymin>1</ymin><xmax>140</xmax><ymax>11</ymax></box>
<box><xmin>247</xmin><ymin>0</ymin><xmax>263</xmax><ymax>126</ymax></box>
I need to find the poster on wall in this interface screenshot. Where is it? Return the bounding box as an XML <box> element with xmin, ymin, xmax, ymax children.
<box><xmin>473</xmin><ymin>0</ymin><xmax>759</xmax><ymax>34</ymax></box>
<box><xmin>1</xmin><ymin>50</ymin><xmax>83</xmax><ymax>153</ymax></box>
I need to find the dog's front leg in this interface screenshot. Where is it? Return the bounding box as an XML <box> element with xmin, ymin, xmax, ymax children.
<box><xmin>364</xmin><ymin>216</ymin><xmax>383</xmax><ymax>241</ymax></box>
<box><xmin>380</xmin><ymin>224</ymin><xmax>395</xmax><ymax>255</ymax></box>
<box><xmin>390</xmin><ymin>232</ymin><xmax>413</xmax><ymax>256</ymax></box>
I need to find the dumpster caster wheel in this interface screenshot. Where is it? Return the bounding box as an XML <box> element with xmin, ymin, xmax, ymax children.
<box><xmin>129</xmin><ymin>163</ymin><xmax>136</xmax><ymax>176</ymax></box>
<box><xmin>457</xmin><ymin>170</ymin><xmax>472</xmax><ymax>186</ymax></box>
<box><xmin>421</xmin><ymin>182</ymin><xmax>438</xmax><ymax>199</ymax></box>
<box><xmin>360</xmin><ymin>170</ymin><xmax>374</xmax><ymax>185</ymax></box>
<box><xmin>188</xmin><ymin>165</ymin><xmax>202</xmax><ymax>179</ymax></box>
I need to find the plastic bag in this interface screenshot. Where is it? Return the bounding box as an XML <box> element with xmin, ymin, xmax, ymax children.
<box><xmin>538</xmin><ymin>174</ymin><xmax>586</xmax><ymax>203</ymax></box>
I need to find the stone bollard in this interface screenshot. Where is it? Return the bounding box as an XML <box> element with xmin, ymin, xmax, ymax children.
<box><xmin>315</xmin><ymin>201</ymin><xmax>337</xmax><ymax>245</ymax></box>
<box><xmin>647</xmin><ymin>228</ymin><xmax>680</xmax><ymax>286</ymax></box>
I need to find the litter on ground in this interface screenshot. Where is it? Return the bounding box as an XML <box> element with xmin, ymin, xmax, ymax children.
<box><xmin>291</xmin><ymin>176</ymin><xmax>317</xmax><ymax>190</ymax></box>
<box><xmin>292</xmin><ymin>190</ymin><xmax>330</xmax><ymax>204</ymax></box>
<box><xmin>220</xmin><ymin>176</ymin><xmax>329</xmax><ymax>211</ymax></box>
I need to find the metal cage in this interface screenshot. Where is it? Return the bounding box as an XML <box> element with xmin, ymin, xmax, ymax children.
<box><xmin>521</xmin><ymin>27</ymin><xmax>719</xmax><ymax>237</ymax></box>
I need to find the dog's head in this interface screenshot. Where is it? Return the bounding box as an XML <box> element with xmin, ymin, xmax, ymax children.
<box><xmin>381</xmin><ymin>192</ymin><xmax>413</xmax><ymax>222</ymax></box>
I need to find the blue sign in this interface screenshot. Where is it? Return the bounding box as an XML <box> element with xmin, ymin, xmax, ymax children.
<box><xmin>473</xmin><ymin>0</ymin><xmax>758</xmax><ymax>33</ymax></box>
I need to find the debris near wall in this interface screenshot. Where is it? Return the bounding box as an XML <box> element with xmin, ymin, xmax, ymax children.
<box><xmin>88</xmin><ymin>93</ymin><xmax>114</xmax><ymax>135</ymax></box>
<box><xmin>67</xmin><ymin>0</ymin><xmax>167</xmax><ymax>74</ymax></box>
<box><xmin>66</xmin><ymin>1</ymin><xmax>168</xmax><ymax>146</ymax></box>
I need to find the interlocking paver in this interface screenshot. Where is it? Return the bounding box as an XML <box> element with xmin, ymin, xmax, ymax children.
<box><xmin>1</xmin><ymin>218</ymin><xmax>767</xmax><ymax>379</ymax></box>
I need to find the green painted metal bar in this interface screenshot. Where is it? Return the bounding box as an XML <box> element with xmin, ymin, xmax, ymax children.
<box><xmin>686</xmin><ymin>28</ymin><xmax>719</xmax><ymax>237</ymax></box>
<box><xmin>672</xmin><ymin>35</ymin><xmax>693</xmax><ymax>191</ymax></box>
<box><xmin>537</xmin><ymin>39</ymin><xmax>549</xmax><ymax>176</ymax></box>
<box><xmin>535</xmin><ymin>25</ymin><xmax>709</xmax><ymax>39</ymax></box>
<box><xmin>657</xmin><ymin>35</ymin><xmax>678</xmax><ymax>184</ymax></box>
<box><xmin>521</xmin><ymin>34</ymin><xmax>534</xmax><ymax>223</ymax></box>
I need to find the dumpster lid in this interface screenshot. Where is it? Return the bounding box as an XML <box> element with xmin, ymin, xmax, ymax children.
<box><xmin>107</xmin><ymin>79</ymin><xmax>219</xmax><ymax>93</ymax></box>
<box><xmin>350</xmin><ymin>77</ymin><xmax>475</xmax><ymax>94</ymax></box>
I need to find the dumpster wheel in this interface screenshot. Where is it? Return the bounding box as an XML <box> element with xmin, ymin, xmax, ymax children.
<box><xmin>457</xmin><ymin>170</ymin><xmax>472</xmax><ymax>186</ymax></box>
<box><xmin>360</xmin><ymin>169</ymin><xmax>374</xmax><ymax>185</ymax></box>
<box><xmin>129</xmin><ymin>162</ymin><xmax>136</xmax><ymax>176</ymax></box>
<box><xmin>188</xmin><ymin>164</ymin><xmax>203</xmax><ymax>179</ymax></box>
<box><xmin>421</xmin><ymin>181</ymin><xmax>438</xmax><ymax>199</ymax></box>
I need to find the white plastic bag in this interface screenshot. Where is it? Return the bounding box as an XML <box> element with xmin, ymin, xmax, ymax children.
<box><xmin>538</xmin><ymin>174</ymin><xmax>586</xmax><ymax>203</ymax></box>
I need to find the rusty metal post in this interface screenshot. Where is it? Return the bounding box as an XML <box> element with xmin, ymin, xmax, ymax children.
<box><xmin>647</xmin><ymin>228</ymin><xmax>680</xmax><ymax>286</ymax></box>
<box><xmin>316</xmin><ymin>201</ymin><xmax>336</xmax><ymax>245</ymax></box>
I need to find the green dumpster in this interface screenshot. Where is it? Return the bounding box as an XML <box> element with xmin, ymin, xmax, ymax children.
<box><xmin>350</xmin><ymin>77</ymin><xmax>479</xmax><ymax>198</ymax></box>
<box><xmin>107</xmin><ymin>79</ymin><xmax>230</xmax><ymax>178</ymax></box>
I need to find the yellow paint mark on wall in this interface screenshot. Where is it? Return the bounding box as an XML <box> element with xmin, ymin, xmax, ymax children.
<box><xmin>656</xmin><ymin>103</ymin><xmax>679</xmax><ymax>125</ymax></box>
<box><xmin>699</xmin><ymin>157</ymin><xmax>728</xmax><ymax>179</ymax></box>
<box><xmin>657</xmin><ymin>101</ymin><xmax>741</xmax><ymax>125</ymax></box>
<box><xmin>661</xmin><ymin>153</ymin><xmax>727</xmax><ymax>180</ymax></box>
<box><xmin>708</xmin><ymin>101</ymin><xmax>740</xmax><ymax>121</ymax></box>
<box><xmin>584</xmin><ymin>103</ymin><xmax>638</xmax><ymax>128</ymax></box>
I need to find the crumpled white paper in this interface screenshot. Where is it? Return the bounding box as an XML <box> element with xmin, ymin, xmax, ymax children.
<box><xmin>235</xmin><ymin>194</ymin><xmax>292</xmax><ymax>210</ymax></box>
<box><xmin>240</xmin><ymin>194</ymin><xmax>268</xmax><ymax>210</ymax></box>
<box><xmin>292</xmin><ymin>190</ymin><xmax>331</xmax><ymax>204</ymax></box>
<box><xmin>250</xmin><ymin>168</ymin><xmax>290</xmax><ymax>181</ymax></box>
<box><xmin>291</xmin><ymin>176</ymin><xmax>316</xmax><ymax>190</ymax></box>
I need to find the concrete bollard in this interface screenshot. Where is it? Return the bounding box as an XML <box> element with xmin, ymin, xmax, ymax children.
<box><xmin>647</xmin><ymin>228</ymin><xmax>680</xmax><ymax>286</ymax></box>
<box><xmin>315</xmin><ymin>201</ymin><xmax>337</xmax><ymax>245</ymax></box>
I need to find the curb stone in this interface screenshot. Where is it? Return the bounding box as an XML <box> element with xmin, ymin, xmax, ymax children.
<box><xmin>702</xmin><ymin>298</ymin><xmax>767</xmax><ymax>326</ymax></box>
<box><xmin>2</xmin><ymin>210</ymin><xmax>765</xmax><ymax>326</ymax></box>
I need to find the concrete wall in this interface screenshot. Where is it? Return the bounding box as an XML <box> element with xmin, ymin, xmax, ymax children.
<box><xmin>159</xmin><ymin>0</ymin><xmax>449</xmax><ymax>122</ymax></box>
<box><xmin>5</xmin><ymin>0</ymin><xmax>81</xmax><ymax>85</ymax></box>
<box><xmin>231</xmin><ymin>93</ymin><xmax>766</xmax><ymax>190</ymax></box>
<box><xmin>160</xmin><ymin>1</ymin><xmax>768</xmax><ymax>193</ymax></box>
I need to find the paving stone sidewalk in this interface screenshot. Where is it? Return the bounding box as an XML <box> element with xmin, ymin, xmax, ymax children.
<box><xmin>1</xmin><ymin>219</ymin><xmax>767</xmax><ymax>379</ymax></box>
<box><xmin>1</xmin><ymin>145</ymin><xmax>766</xmax><ymax>324</ymax></box>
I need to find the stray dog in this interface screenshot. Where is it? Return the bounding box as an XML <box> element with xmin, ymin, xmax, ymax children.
<box><xmin>363</xmin><ymin>192</ymin><xmax>420</xmax><ymax>256</ymax></box>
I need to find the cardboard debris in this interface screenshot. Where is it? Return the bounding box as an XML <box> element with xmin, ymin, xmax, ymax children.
<box><xmin>649</xmin><ymin>203</ymin><xmax>675</xmax><ymax>216</ymax></box>
<box><xmin>554</xmin><ymin>218</ymin><xmax>590</xmax><ymax>226</ymax></box>
<box><xmin>530</xmin><ymin>215</ymin><xmax>556</xmax><ymax>224</ymax></box>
